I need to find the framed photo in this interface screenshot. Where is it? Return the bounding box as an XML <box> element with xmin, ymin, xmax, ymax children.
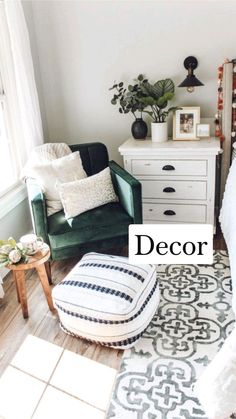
<box><xmin>196</xmin><ymin>123</ymin><xmax>210</xmax><ymax>138</ymax></box>
<box><xmin>173</xmin><ymin>107</ymin><xmax>200</xmax><ymax>141</ymax></box>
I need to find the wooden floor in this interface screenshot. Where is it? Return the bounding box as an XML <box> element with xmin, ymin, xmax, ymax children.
<box><xmin>0</xmin><ymin>234</ymin><xmax>227</xmax><ymax>378</ymax></box>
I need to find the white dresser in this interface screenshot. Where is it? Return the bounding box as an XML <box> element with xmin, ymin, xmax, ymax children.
<box><xmin>119</xmin><ymin>138</ymin><xmax>221</xmax><ymax>225</ymax></box>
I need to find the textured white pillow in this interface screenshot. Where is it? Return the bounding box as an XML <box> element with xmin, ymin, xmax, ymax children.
<box><xmin>30</xmin><ymin>152</ymin><xmax>87</xmax><ymax>216</ymax></box>
<box><xmin>58</xmin><ymin>167</ymin><xmax>118</xmax><ymax>218</ymax></box>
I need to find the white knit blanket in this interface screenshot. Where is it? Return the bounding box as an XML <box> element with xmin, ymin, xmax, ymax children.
<box><xmin>21</xmin><ymin>142</ymin><xmax>72</xmax><ymax>179</ymax></box>
<box><xmin>220</xmin><ymin>158</ymin><xmax>236</xmax><ymax>314</ymax></box>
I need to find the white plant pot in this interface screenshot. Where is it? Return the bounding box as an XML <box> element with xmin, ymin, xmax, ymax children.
<box><xmin>151</xmin><ymin>122</ymin><xmax>168</xmax><ymax>143</ymax></box>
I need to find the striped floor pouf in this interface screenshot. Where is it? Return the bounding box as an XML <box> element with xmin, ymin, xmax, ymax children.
<box><xmin>52</xmin><ymin>252</ymin><xmax>159</xmax><ymax>349</ymax></box>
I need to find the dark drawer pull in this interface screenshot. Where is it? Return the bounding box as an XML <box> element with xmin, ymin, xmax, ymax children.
<box><xmin>162</xmin><ymin>165</ymin><xmax>175</xmax><ymax>171</ymax></box>
<box><xmin>164</xmin><ymin>210</ymin><xmax>176</xmax><ymax>216</ymax></box>
<box><xmin>163</xmin><ymin>187</ymin><xmax>176</xmax><ymax>193</ymax></box>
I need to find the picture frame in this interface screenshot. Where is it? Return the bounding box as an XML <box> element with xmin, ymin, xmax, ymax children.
<box><xmin>173</xmin><ymin>106</ymin><xmax>200</xmax><ymax>141</ymax></box>
<box><xmin>196</xmin><ymin>123</ymin><xmax>210</xmax><ymax>138</ymax></box>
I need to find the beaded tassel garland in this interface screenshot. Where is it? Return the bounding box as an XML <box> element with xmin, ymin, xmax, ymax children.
<box><xmin>215</xmin><ymin>58</ymin><xmax>236</xmax><ymax>150</ymax></box>
<box><xmin>215</xmin><ymin>63</ymin><xmax>225</xmax><ymax>143</ymax></box>
<box><xmin>232</xmin><ymin>59</ymin><xmax>236</xmax><ymax>146</ymax></box>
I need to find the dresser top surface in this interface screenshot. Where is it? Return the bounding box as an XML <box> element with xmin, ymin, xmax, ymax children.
<box><xmin>119</xmin><ymin>137</ymin><xmax>221</xmax><ymax>156</ymax></box>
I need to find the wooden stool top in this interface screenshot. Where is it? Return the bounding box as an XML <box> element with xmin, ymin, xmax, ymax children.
<box><xmin>7</xmin><ymin>244</ymin><xmax>50</xmax><ymax>271</ymax></box>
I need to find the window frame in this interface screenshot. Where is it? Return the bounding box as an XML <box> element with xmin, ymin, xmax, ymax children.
<box><xmin>0</xmin><ymin>80</ymin><xmax>19</xmax><ymax>196</ymax></box>
<box><xmin>0</xmin><ymin>60</ymin><xmax>27</xmax><ymax>218</ymax></box>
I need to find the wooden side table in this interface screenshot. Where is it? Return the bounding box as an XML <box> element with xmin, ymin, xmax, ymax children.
<box><xmin>7</xmin><ymin>244</ymin><xmax>55</xmax><ymax>319</ymax></box>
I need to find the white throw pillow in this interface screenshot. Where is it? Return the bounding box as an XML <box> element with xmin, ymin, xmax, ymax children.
<box><xmin>30</xmin><ymin>152</ymin><xmax>87</xmax><ymax>216</ymax></box>
<box><xmin>58</xmin><ymin>167</ymin><xmax>118</xmax><ymax>218</ymax></box>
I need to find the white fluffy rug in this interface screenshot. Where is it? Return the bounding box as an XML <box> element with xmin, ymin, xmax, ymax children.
<box><xmin>107</xmin><ymin>251</ymin><xmax>235</xmax><ymax>419</ymax></box>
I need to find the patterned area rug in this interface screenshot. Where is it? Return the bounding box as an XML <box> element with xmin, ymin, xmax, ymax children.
<box><xmin>107</xmin><ymin>251</ymin><xmax>235</xmax><ymax>419</ymax></box>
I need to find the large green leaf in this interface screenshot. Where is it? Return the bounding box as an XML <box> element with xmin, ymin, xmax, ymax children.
<box><xmin>154</xmin><ymin>79</ymin><xmax>175</xmax><ymax>97</ymax></box>
<box><xmin>157</xmin><ymin>92</ymin><xmax>174</xmax><ymax>108</ymax></box>
<box><xmin>139</xmin><ymin>96</ymin><xmax>156</xmax><ymax>106</ymax></box>
<box><xmin>140</xmin><ymin>82</ymin><xmax>160</xmax><ymax>99</ymax></box>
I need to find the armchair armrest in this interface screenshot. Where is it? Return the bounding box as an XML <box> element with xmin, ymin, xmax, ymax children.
<box><xmin>109</xmin><ymin>160</ymin><xmax>142</xmax><ymax>224</ymax></box>
<box><xmin>26</xmin><ymin>178</ymin><xmax>49</xmax><ymax>245</ymax></box>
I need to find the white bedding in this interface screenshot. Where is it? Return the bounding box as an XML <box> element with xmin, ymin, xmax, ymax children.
<box><xmin>194</xmin><ymin>158</ymin><xmax>236</xmax><ymax>418</ymax></box>
<box><xmin>220</xmin><ymin>157</ymin><xmax>236</xmax><ymax>314</ymax></box>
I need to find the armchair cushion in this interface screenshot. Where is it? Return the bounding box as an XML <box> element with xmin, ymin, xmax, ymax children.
<box><xmin>58</xmin><ymin>167</ymin><xmax>118</xmax><ymax>218</ymax></box>
<box><xmin>47</xmin><ymin>202</ymin><xmax>132</xmax><ymax>260</ymax></box>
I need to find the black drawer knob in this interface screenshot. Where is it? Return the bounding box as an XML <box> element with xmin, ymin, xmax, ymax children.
<box><xmin>162</xmin><ymin>165</ymin><xmax>175</xmax><ymax>171</ymax></box>
<box><xmin>163</xmin><ymin>187</ymin><xmax>176</xmax><ymax>193</ymax></box>
<box><xmin>164</xmin><ymin>210</ymin><xmax>176</xmax><ymax>216</ymax></box>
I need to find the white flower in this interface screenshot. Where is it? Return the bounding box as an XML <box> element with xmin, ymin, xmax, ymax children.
<box><xmin>9</xmin><ymin>249</ymin><xmax>22</xmax><ymax>264</ymax></box>
<box><xmin>0</xmin><ymin>245</ymin><xmax>13</xmax><ymax>255</ymax></box>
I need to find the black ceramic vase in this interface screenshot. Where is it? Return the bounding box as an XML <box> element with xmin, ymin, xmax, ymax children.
<box><xmin>131</xmin><ymin>118</ymin><xmax>148</xmax><ymax>140</ymax></box>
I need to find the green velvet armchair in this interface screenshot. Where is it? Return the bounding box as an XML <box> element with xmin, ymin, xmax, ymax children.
<box><xmin>26</xmin><ymin>142</ymin><xmax>142</xmax><ymax>261</ymax></box>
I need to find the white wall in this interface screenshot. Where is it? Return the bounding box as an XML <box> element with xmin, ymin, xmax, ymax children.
<box><xmin>24</xmin><ymin>0</ymin><xmax>236</xmax><ymax>163</ymax></box>
<box><xmin>0</xmin><ymin>199</ymin><xmax>32</xmax><ymax>241</ymax></box>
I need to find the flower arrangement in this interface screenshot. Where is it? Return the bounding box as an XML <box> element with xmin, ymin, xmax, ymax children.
<box><xmin>0</xmin><ymin>238</ymin><xmax>28</xmax><ymax>267</ymax></box>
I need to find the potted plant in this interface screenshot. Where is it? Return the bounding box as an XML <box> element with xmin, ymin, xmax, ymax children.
<box><xmin>109</xmin><ymin>75</ymin><xmax>148</xmax><ymax>140</ymax></box>
<box><xmin>139</xmin><ymin>77</ymin><xmax>179</xmax><ymax>142</ymax></box>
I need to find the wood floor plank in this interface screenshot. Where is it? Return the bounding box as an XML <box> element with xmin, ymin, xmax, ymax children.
<box><xmin>34</xmin><ymin>311</ymin><xmax>68</xmax><ymax>348</ymax></box>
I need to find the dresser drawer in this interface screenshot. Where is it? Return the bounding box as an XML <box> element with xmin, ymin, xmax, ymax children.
<box><xmin>141</xmin><ymin>180</ymin><xmax>207</xmax><ymax>200</ymax></box>
<box><xmin>131</xmin><ymin>159</ymin><xmax>207</xmax><ymax>176</ymax></box>
<box><xmin>143</xmin><ymin>202</ymin><xmax>207</xmax><ymax>223</ymax></box>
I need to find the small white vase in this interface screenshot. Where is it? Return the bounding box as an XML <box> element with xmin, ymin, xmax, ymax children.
<box><xmin>151</xmin><ymin>122</ymin><xmax>168</xmax><ymax>143</ymax></box>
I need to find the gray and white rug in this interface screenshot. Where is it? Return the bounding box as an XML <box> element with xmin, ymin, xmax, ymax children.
<box><xmin>107</xmin><ymin>251</ymin><xmax>235</xmax><ymax>419</ymax></box>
